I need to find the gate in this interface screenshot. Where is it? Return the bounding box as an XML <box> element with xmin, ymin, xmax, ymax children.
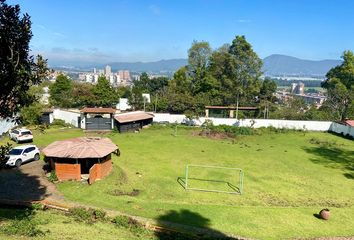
<box><xmin>85</xmin><ymin>117</ymin><xmax>111</xmax><ymax>130</ymax></box>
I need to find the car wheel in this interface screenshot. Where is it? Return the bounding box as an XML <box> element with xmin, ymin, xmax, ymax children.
<box><xmin>15</xmin><ymin>159</ymin><xmax>22</xmax><ymax>167</ymax></box>
<box><xmin>34</xmin><ymin>153</ymin><xmax>40</xmax><ymax>161</ymax></box>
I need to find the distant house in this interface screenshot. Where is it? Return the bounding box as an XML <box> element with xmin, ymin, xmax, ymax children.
<box><xmin>43</xmin><ymin>137</ymin><xmax>119</xmax><ymax>184</ymax></box>
<box><xmin>114</xmin><ymin>111</ymin><xmax>154</xmax><ymax>133</ymax></box>
<box><xmin>205</xmin><ymin>106</ymin><xmax>259</xmax><ymax>118</ymax></box>
<box><xmin>80</xmin><ymin>107</ymin><xmax>116</xmax><ymax>130</ymax></box>
<box><xmin>342</xmin><ymin>119</ymin><xmax>354</xmax><ymax>127</ymax></box>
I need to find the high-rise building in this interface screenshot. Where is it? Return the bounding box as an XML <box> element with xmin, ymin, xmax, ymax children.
<box><xmin>104</xmin><ymin>65</ymin><xmax>112</xmax><ymax>76</ymax></box>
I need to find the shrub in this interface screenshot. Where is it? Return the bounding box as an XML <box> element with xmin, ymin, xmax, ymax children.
<box><xmin>68</xmin><ymin>207</ymin><xmax>107</xmax><ymax>224</ymax></box>
<box><xmin>112</xmin><ymin>215</ymin><xmax>146</xmax><ymax>234</ymax></box>
<box><xmin>48</xmin><ymin>171</ymin><xmax>58</xmax><ymax>182</ymax></box>
<box><xmin>20</xmin><ymin>103</ymin><xmax>44</xmax><ymax>126</ymax></box>
<box><xmin>0</xmin><ymin>142</ymin><xmax>12</xmax><ymax>169</ymax></box>
<box><xmin>1</xmin><ymin>210</ymin><xmax>45</xmax><ymax>237</ymax></box>
<box><xmin>50</xmin><ymin>119</ymin><xmax>72</xmax><ymax>127</ymax></box>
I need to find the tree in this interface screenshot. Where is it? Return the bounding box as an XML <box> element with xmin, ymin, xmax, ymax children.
<box><xmin>0</xmin><ymin>0</ymin><xmax>48</xmax><ymax>117</ymax></box>
<box><xmin>92</xmin><ymin>76</ymin><xmax>118</xmax><ymax>107</ymax></box>
<box><xmin>259</xmin><ymin>78</ymin><xmax>277</xmax><ymax>118</ymax></box>
<box><xmin>20</xmin><ymin>102</ymin><xmax>43</xmax><ymax>125</ymax></box>
<box><xmin>322</xmin><ymin>51</ymin><xmax>354</xmax><ymax>120</ymax></box>
<box><xmin>49</xmin><ymin>74</ymin><xmax>73</xmax><ymax>108</ymax></box>
<box><xmin>71</xmin><ymin>82</ymin><xmax>96</xmax><ymax>108</ymax></box>
<box><xmin>228</xmin><ymin>36</ymin><xmax>262</xmax><ymax>117</ymax></box>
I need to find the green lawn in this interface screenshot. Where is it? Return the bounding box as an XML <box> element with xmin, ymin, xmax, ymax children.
<box><xmin>0</xmin><ymin>208</ymin><xmax>155</xmax><ymax>240</ymax></box>
<box><xmin>2</xmin><ymin>126</ymin><xmax>354</xmax><ymax>239</ymax></box>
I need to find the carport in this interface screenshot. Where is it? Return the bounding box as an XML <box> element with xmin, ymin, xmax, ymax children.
<box><xmin>80</xmin><ymin>107</ymin><xmax>116</xmax><ymax>130</ymax></box>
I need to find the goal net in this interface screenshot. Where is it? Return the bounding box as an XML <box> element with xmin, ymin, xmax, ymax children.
<box><xmin>182</xmin><ymin>164</ymin><xmax>244</xmax><ymax>194</ymax></box>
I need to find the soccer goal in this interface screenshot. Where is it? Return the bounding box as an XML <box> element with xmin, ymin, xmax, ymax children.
<box><xmin>181</xmin><ymin>164</ymin><xmax>244</xmax><ymax>194</ymax></box>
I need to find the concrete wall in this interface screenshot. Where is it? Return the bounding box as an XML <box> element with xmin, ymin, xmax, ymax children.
<box><xmin>153</xmin><ymin>113</ymin><xmax>333</xmax><ymax>131</ymax></box>
<box><xmin>0</xmin><ymin>117</ymin><xmax>18</xmax><ymax>136</ymax></box>
<box><xmin>53</xmin><ymin>109</ymin><xmax>82</xmax><ymax>128</ymax></box>
<box><xmin>329</xmin><ymin>122</ymin><xmax>354</xmax><ymax>138</ymax></box>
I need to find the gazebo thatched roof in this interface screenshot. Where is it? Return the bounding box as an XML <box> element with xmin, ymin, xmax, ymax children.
<box><xmin>42</xmin><ymin>137</ymin><xmax>118</xmax><ymax>159</ymax></box>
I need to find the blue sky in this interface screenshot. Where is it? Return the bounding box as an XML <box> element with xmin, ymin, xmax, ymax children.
<box><xmin>8</xmin><ymin>0</ymin><xmax>354</xmax><ymax>64</ymax></box>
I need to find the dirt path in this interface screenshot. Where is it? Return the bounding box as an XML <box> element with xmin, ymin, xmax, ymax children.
<box><xmin>0</xmin><ymin>160</ymin><xmax>64</xmax><ymax>202</ymax></box>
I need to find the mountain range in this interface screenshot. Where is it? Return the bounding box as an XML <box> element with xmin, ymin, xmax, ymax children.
<box><xmin>51</xmin><ymin>54</ymin><xmax>341</xmax><ymax>77</ymax></box>
<box><xmin>262</xmin><ymin>54</ymin><xmax>341</xmax><ymax>76</ymax></box>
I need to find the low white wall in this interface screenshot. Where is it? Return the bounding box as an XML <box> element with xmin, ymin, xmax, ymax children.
<box><xmin>0</xmin><ymin>118</ymin><xmax>18</xmax><ymax>135</ymax></box>
<box><xmin>153</xmin><ymin>113</ymin><xmax>333</xmax><ymax>131</ymax></box>
<box><xmin>53</xmin><ymin>109</ymin><xmax>81</xmax><ymax>128</ymax></box>
<box><xmin>330</xmin><ymin>122</ymin><xmax>354</xmax><ymax>138</ymax></box>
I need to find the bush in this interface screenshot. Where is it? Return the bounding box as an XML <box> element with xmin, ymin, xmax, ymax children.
<box><xmin>20</xmin><ymin>103</ymin><xmax>44</xmax><ymax>126</ymax></box>
<box><xmin>112</xmin><ymin>215</ymin><xmax>146</xmax><ymax>234</ymax></box>
<box><xmin>68</xmin><ymin>207</ymin><xmax>107</xmax><ymax>224</ymax></box>
<box><xmin>50</xmin><ymin>119</ymin><xmax>71</xmax><ymax>127</ymax></box>
<box><xmin>48</xmin><ymin>171</ymin><xmax>58</xmax><ymax>182</ymax></box>
<box><xmin>1</xmin><ymin>210</ymin><xmax>45</xmax><ymax>237</ymax></box>
<box><xmin>0</xmin><ymin>142</ymin><xmax>12</xmax><ymax>169</ymax></box>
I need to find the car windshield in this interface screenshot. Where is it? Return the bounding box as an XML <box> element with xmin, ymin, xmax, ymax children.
<box><xmin>22</xmin><ymin>131</ymin><xmax>31</xmax><ymax>135</ymax></box>
<box><xmin>9</xmin><ymin>149</ymin><xmax>23</xmax><ymax>155</ymax></box>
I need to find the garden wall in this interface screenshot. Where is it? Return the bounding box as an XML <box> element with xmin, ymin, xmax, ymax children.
<box><xmin>153</xmin><ymin>113</ymin><xmax>333</xmax><ymax>131</ymax></box>
<box><xmin>329</xmin><ymin>122</ymin><xmax>354</xmax><ymax>138</ymax></box>
<box><xmin>53</xmin><ymin>109</ymin><xmax>83</xmax><ymax>128</ymax></box>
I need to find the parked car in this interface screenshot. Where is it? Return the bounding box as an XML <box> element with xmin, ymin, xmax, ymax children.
<box><xmin>5</xmin><ymin>145</ymin><xmax>40</xmax><ymax>167</ymax></box>
<box><xmin>8</xmin><ymin>128</ymin><xmax>33</xmax><ymax>143</ymax></box>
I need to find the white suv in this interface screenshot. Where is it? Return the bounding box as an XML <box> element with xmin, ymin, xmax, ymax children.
<box><xmin>8</xmin><ymin>128</ymin><xmax>33</xmax><ymax>143</ymax></box>
<box><xmin>5</xmin><ymin>145</ymin><xmax>40</xmax><ymax>167</ymax></box>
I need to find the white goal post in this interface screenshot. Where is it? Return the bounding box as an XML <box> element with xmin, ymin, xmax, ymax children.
<box><xmin>183</xmin><ymin>164</ymin><xmax>244</xmax><ymax>195</ymax></box>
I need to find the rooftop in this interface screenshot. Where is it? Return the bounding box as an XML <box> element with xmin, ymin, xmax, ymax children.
<box><xmin>42</xmin><ymin>137</ymin><xmax>118</xmax><ymax>159</ymax></box>
<box><xmin>114</xmin><ymin>111</ymin><xmax>154</xmax><ymax>123</ymax></box>
<box><xmin>80</xmin><ymin>107</ymin><xmax>116</xmax><ymax>114</ymax></box>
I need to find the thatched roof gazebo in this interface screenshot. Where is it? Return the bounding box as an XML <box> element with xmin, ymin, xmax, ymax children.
<box><xmin>43</xmin><ymin>137</ymin><xmax>119</xmax><ymax>184</ymax></box>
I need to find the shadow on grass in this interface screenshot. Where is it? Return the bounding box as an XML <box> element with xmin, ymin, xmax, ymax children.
<box><xmin>303</xmin><ymin>145</ymin><xmax>354</xmax><ymax>180</ymax></box>
<box><xmin>0</xmin><ymin>164</ymin><xmax>48</xmax><ymax>201</ymax></box>
<box><xmin>176</xmin><ymin>177</ymin><xmax>240</xmax><ymax>193</ymax></box>
<box><xmin>155</xmin><ymin>209</ymin><xmax>236</xmax><ymax>239</ymax></box>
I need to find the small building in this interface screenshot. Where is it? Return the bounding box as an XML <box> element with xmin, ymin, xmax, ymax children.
<box><xmin>205</xmin><ymin>106</ymin><xmax>259</xmax><ymax>118</ymax></box>
<box><xmin>114</xmin><ymin>111</ymin><xmax>154</xmax><ymax>133</ymax></box>
<box><xmin>80</xmin><ymin>107</ymin><xmax>116</xmax><ymax>130</ymax></box>
<box><xmin>42</xmin><ymin>137</ymin><xmax>119</xmax><ymax>184</ymax></box>
<box><xmin>40</xmin><ymin>109</ymin><xmax>54</xmax><ymax>125</ymax></box>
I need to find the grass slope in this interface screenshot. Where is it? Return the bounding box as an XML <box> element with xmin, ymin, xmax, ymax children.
<box><xmin>2</xmin><ymin>126</ymin><xmax>354</xmax><ymax>239</ymax></box>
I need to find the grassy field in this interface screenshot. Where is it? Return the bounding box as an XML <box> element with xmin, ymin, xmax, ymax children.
<box><xmin>2</xmin><ymin>126</ymin><xmax>354</xmax><ymax>239</ymax></box>
<box><xmin>0</xmin><ymin>208</ymin><xmax>155</xmax><ymax>240</ymax></box>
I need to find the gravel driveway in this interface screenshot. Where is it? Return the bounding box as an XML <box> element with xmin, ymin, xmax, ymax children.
<box><xmin>0</xmin><ymin>160</ymin><xmax>64</xmax><ymax>202</ymax></box>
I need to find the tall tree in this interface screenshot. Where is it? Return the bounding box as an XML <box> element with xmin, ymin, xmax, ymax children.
<box><xmin>228</xmin><ymin>36</ymin><xmax>262</xmax><ymax>117</ymax></box>
<box><xmin>0</xmin><ymin>0</ymin><xmax>48</xmax><ymax>117</ymax></box>
<box><xmin>49</xmin><ymin>74</ymin><xmax>73</xmax><ymax>108</ymax></box>
<box><xmin>322</xmin><ymin>51</ymin><xmax>354</xmax><ymax>120</ymax></box>
<box><xmin>92</xmin><ymin>76</ymin><xmax>118</xmax><ymax>107</ymax></box>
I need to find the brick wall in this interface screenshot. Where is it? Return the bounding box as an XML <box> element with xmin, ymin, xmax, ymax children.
<box><xmin>88</xmin><ymin>159</ymin><xmax>113</xmax><ymax>184</ymax></box>
<box><xmin>55</xmin><ymin>163</ymin><xmax>81</xmax><ymax>181</ymax></box>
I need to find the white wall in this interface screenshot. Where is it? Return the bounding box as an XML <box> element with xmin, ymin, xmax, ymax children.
<box><xmin>53</xmin><ymin>109</ymin><xmax>81</xmax><ymax>128</ymax></box>
<box><xmin>330</xmin><ymin>122</ymin><xmax>354</xmax><ymax>138</ymax></box>
<box><xmin>153</xmin><ymin>113</ymin><xmax>333</xmax><ymax>131</ymax></box>
<box><xmin>0</xmin><ymin>118</ymin><xmax>18</xmax><ymax>136</ymax></box>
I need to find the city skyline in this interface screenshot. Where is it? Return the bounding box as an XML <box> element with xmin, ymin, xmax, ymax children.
<box><xmin>8</xmin><ymin>0</ymin><xmax>354</xmax><ymax>65</ymax></box>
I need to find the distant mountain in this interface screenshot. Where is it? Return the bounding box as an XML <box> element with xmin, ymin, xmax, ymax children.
<box><xmin>262</xmin><ymin>54</ymin><xmax>341</xmax><ymax>76</ymax></box>
<box><xmin>105</xmin><ymin>59</ymin><xmax>188</xmax><ymax>72</ymax></box>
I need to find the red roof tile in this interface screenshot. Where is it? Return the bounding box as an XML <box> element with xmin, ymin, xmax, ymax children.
<box><xmin>114</xmin><ymin>111</ymin><xmax>154</xmax><ymax>123</ymax></box>
<box><xmin>80</xmin><ymin>107</ymin><xmax>116</xmax><ymax>114</ymax></box>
